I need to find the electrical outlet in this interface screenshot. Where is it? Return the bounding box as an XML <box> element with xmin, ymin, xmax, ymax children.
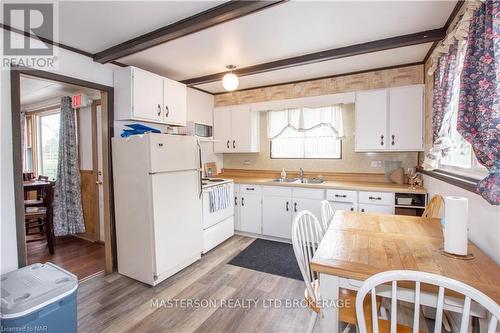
<box><xmin>243</xmin><ymin>160</ymin><xmax>252</xmax><ymax>166</ymax></box>
<box><xmin>370</xmin><ymin>160</ymin><xmax>383</xmax><ymax>168</ymax></box>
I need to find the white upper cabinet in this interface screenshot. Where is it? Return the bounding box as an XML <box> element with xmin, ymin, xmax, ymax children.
<box><xmin>213</xmin><ymin>104</ymin><xmax>260</xmax><ymax>153</ymax></box>
<box><xmin>213</xmin><ymin>106</ymin><xmax>232</xmax><ymax>153</ymax></box>
<box><xmin>355</xmin><ymin>84</ymin><xmax>424</xmax><ymax>152</ymax></box>
<box><xmin>388</xmin><ymin>85</ymin><xmax>424</xmax><ymax>151</ymax></box>
<box><xmin>114</xmin><ymin>66</ymin><xmax>187</xmax><ymax>126</ymax></box>
<box><xmin>163</xmin><ymin>77</ymin><xmax>187</xmax><ymax>126</ymax></box>
<box><xmin>355</xmin><ymin>89</ymin><xmax>388</xmax><ymax>151</ymax></box>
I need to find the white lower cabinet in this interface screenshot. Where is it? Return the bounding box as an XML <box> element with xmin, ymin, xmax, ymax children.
<box><xmin>359</xmin><ymin>203</ymin><xmax>394</xmax><ymax>214</ymax></box>
<box><xmin>358</xmin><ymin>191</ymin><xmax>395</xmax><ymax>214</ymax></box>
<box><xmin>233</xmin><ymin>185</ymin><xmax>241</xmax><ymax>231</ymax></box>
<box><xmin>262</xmin><ymin>186</ymin><xmax>292</xmax><ymax>239</ymax></box>
<box><xmin>292</xmin><ymin>198</ymin><xmax>323</xmax><ymax>221</ymax></box>
<box><xmin>330</xmin><ymin>201</ymin><xmax>357</xmax><ymax>212</ymax></box>
<box><xmin>239</xmin><ymin>194</ymin><xmax>262</xmax><ymax>234</ymax></box>
<box><xmin>263</xmin><ymin>196</ymin><xmax>292</xmax><ymax>239</ymax></box>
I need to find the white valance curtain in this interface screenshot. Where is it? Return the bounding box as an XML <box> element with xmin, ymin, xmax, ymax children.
<box><xmin>267</xmin><ymin>104</ymin><xmax>344</xmax><ymax>139</ymax></box>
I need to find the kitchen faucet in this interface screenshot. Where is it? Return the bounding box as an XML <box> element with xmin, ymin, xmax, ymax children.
<box><xmin>299</xmin><ymin>168</ymin><xmax>304</xmax><ymax>183</ymax></box>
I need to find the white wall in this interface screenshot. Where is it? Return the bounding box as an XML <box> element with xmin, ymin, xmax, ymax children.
<box><xmin>422</xmin><ymin>175</ymin><xmax>500</xmax><ymax>264</ymax></box>
<box><xmin>1</xmin><ymin>30</ymin><xmax>115</xmax><ymax>274</ymax></box>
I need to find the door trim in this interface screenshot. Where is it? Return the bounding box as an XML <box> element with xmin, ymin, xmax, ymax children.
<box><xmin>10</xmin><ymin>66</ymin><xmax>117</xmax><ymax>273</ymax></box>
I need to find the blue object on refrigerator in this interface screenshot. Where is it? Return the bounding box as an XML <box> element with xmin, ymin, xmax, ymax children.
<box><xmin>120</xmin><ymin>123</ymin><xmax>161</xmax><ymax>137</ymax></box>
<box><xmin>1</xmin><ymin>263</ymin><xmax>78</xmax><ymax>333</ymax></box>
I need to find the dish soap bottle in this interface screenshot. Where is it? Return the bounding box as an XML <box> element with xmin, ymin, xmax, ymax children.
<box><xmin>280</xmin><ymin>168</ymin><xmax>287</xmax><ymax>180</ymax></box>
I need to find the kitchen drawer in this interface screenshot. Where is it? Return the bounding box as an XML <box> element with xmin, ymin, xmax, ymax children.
<box><xmin>359</xmin><ymin>203</ymin><xmax>394</xmax><ymax>214</ymax></box>
<box><xmin>359</xmin><ymin>191</ymin><xmax>394</xmax><ymax>206</ymax></box>
<box><xmin>262</xmin><ymin>186</ymin><xmax>292</xmax><ymax>197</ymax></box>
<box><xmin>326</xmin><ymin>189</ymin><xmax>357</xmax><ymax>203</ymax></box>
<box><xmin>292</xmin><ymin>188</ymin><xmax>325</xmax><ymax>200</ymax></box>
<box><xmin>239</xmin><ymin>184</ymin><xmax>262</xmax><ymax>194</ymax></box>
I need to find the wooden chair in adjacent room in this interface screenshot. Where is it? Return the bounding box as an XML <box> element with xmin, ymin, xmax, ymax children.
<box><xmin>422</xmin><ymin>194</ymin><xmax>444</xmax><ymax>219</ymax></box>
<box><xmin>292</xmin><ymin>210</ymin><xmax>385</xmax><ymax>333</ymax></box>
<box><xmin>25</xmin><ymin>181</ymin><xmax>56</xmax><ymax>255</ymax></box>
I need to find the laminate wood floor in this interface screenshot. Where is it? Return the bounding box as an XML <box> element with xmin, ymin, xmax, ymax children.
<box><xmin>77</xmin><ymin>236</ymin><xmax>314</xmax><ymax>333</ymax></box>
<box><xmin>77</xmin><ymin>235</ymin><xmax>433</xmax><ymax>333</ymax></box>
<box><xmin>27</xmin><ymin>236</ymin><xmax>105</xmax><ymax>280</ymax></box>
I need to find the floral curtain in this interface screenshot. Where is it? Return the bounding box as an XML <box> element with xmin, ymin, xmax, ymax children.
<box><xmin>422</xmin><ymin>42</ymin><xmax>461</xmax><ymax>170</ymax></box>
<box><xmin>457</xmin><ymin>0</ymin><xmax>499</xmax><ymax>205</ymax></box>
<box><xmin>267</xmin><ymin>104</ymin><xmax>344</xmax><ymax>139</ymax></box>
<box><xmin>53</xmin><ymin>96</ymin><xmax>86</xmax><ymax>235</ymax></box>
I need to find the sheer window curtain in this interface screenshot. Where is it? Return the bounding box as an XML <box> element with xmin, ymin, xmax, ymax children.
<box><xmin>268</xmin><ymin>104</ymin><xmax>344</xmax><ymax>158</ymax></box>
<box><xmin>267</xmin><ymin>104</ymin><xmax>344</xmax><ymax>139</ymax></box>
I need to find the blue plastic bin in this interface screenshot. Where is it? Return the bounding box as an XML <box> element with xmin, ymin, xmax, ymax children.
<box><xmin>1</xmin><ymin>263</ymin><xmax>78</xmax><ymax>333</ymax></box>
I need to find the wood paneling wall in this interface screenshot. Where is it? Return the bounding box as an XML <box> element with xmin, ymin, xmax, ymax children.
<box><xmin>214</xmin><ymin>64</ymin><xmax>424</xmax><ymax>107</ymax></box>
<box><xmin>80</xmin><ymin>170</ymin><xmax>96</xmax><ymax>241</ymax></box>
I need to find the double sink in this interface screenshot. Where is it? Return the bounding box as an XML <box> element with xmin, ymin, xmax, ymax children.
<box><xmin>272</xmin><ymin>177</ymin><xmax>324</xmax><ymax>184</ymax></box>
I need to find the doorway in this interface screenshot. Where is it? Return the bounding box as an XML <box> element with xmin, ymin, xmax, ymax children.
<box><xmin>10</xmin><ymin>67</ymin><xmax>116</xmax><ymax>280</ymax></box>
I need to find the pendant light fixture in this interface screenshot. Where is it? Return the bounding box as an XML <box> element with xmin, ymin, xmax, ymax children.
<box><xmin>222</xmin><ymin>65</ymin><xmax>239</xmax><ymax>91</ymax></box>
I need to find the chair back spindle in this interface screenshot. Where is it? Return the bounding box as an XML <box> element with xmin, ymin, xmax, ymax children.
<box><xmin>292</xmin><ymin>211</ymin><xmax>324</xmax><ymax>303</ymax></box>
<box><xmin>355</xmin><ymin>270</ymin><xmax>500</xmax><ymax>333</ymax></box>
<box><xmin>320</xmin><ymin>200</ymin><xmax>335</xmax><ymax>234</ymax></box>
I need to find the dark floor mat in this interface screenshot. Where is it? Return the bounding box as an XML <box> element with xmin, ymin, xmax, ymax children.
<box><xmin>228</xmin><ymin>239</ymin><xmax>302</xmax><ymax>281</ymax></box>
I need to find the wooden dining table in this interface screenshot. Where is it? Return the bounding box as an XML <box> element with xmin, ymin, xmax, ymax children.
<box><xmin>311</xmin><ymin>211</ymin><xmax>500</xmax><ymax>333</ymax></box>
<box><xmin>23</xmin><ymin>180</ymin><xmax>52</xmax><ymax>192</ymax></box>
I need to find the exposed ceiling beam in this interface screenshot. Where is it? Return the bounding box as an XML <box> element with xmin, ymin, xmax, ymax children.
<box><xmin>181</xmin><ymin>28</ymin><xmax>446</xmax><ymax>86</ymax></box>
<box><xmin>93</xmin><ymin>0</ymin><xmax>287</xmax><ymax>64</ymax></box>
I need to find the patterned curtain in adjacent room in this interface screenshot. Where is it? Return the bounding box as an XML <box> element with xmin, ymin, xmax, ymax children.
<box><xmin>53</xmin><ymin>96</ymin><xmax>86</xmax><ymax>235</ymax></box>
<box><xmin>457</xmin><ymin>0</ymin><xmax>499</xmax><ymax>205</ymax></box>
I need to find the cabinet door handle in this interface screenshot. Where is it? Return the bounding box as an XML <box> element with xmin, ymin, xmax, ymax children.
<box><xmin>380</xmin><ymin>134</ymin><xmax>384</xmax><ymax>146</ymax></box>
<box><xmin>361</xmin><ymin>208</ymin><xmax>365</xmax><ymax>212</ymax></box>
<box><xmin>391</xmin><ymin>134</ymin><xmax>395</xmax><ymax>146</ymax></box>
<box><xmin>286</xmin><ymin>201</ymin><xmax>289</xmax><ymax>211</ymax></box>
<box><xmin>350</xmin><ymin>207</ymin><xmax>354</xmax><ymax>211</ymax></box>
<box><xmin>157</xmin><ymin>104</ymin><xmax>161</xmax><ymax>116</ymax></box>
<box><xmin>235</xmin><ymin>196</ymin><xmax>237</xmax><ymax>206</ymax></box>
<box><xmin>246</xmin><ymin>187</ymin><xmax>254</xmax><ymax>191</ymax></box>
<box><xmin>226</xmin><ymin>140</ymin><xmax>230</xmax><ymax>149</ymax></box>
<box><xmin>335</xmin><ymin>194</ymin><xmax>347</xmax><ymax>198</ymax></box>
<box><xmin>233</xmin><ymin>140</ymin><xmax>236</xmax><ymax>149</ymax></box>
<box><xmin>165</xmin><ymin>105</ymin><xmax>170</xmax><ymax>117</ymax></box>
<box><xmin>294</xmin><ymin>202</ymin><xmax>297</xmax><ymax>212</ymax></box>
<box><xmin>241</xmin><ymin>197</ymin><xmax>244</xmax><ymax>206</ymax></box>
<box><xmin>369</xmin><ymin>196</ymin><xmax>382</xmax><ymax>201</ymax></box>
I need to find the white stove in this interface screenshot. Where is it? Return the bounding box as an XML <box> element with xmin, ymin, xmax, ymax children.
<box><xmin>202</xmin><ymin>177</ymin><xmax>233</xmax><ymax>189</ymax></box>
<box><xmin>201</xmin><ymin>178</ymin><xmax>234</xmax><ymax>253</ymax></box>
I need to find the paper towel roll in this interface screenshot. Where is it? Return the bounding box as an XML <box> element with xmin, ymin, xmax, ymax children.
<box><xmin>444</xmin><ymin>196</ymin><xmax>469</xmax><ymax>255</ymax></box>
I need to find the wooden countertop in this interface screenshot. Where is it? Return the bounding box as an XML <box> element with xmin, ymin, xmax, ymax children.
<box><xmin>311</xmin><ymin>211</ymin><xmax>500</xmax><ymax>303</ymax></box>
<box><xmin>220</xmin><ymin>175</ymin><xmax>427</xmax><ymax>194</ymax></box>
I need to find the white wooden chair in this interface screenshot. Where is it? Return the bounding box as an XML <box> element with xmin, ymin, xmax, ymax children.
<box><xmin>355</xmin><ymin>270</ymin><xmax>500</xmax><ymax>333</ymax></box>
<box><xmin>320</xmin><ymin>200</ymin><xmax>335</xmax><ymax>235</ymax></box>
<box><xmin>292</xmin><ymin>210</ymin><xmax>378</xmax><ymax>333</ymax></box>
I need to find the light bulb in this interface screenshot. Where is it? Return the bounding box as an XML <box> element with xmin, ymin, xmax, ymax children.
<box><xmin>222</xmin><ymin>72</ymin><xmax>239</xmax><ymax>91</ymax></box>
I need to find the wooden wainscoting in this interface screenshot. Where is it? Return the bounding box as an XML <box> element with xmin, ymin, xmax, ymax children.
<box><xmin>80</xmin><ymin>170</ymin><xmax>97</xmax><ymax>241</ymax></box>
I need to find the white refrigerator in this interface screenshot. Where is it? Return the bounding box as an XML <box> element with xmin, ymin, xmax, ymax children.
<box><xmin>112</xmin><ymin>133</ymin><xmax>203</xmax><ymax>286</ymax></box>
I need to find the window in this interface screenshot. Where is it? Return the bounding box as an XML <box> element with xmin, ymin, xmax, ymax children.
<box><xmin>269</xmin><ymin>105</ymin><xmax>343</xmax><ymax>159</ymax></box>
<box><xmin>38</xmin><ymin>112</ymin><xmax>60</xmax><ymax>179</ymax></box>
<box><xmin>438</xmin><ymin>40</ymin><xmax>487</xmax><ymax>179</ymax></box>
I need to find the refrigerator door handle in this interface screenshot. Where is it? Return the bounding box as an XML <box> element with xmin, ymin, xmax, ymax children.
<box><xmin>197</xmin><ymin>140</ymin><xmax>203</xmax><ymax>198</ymax></box>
